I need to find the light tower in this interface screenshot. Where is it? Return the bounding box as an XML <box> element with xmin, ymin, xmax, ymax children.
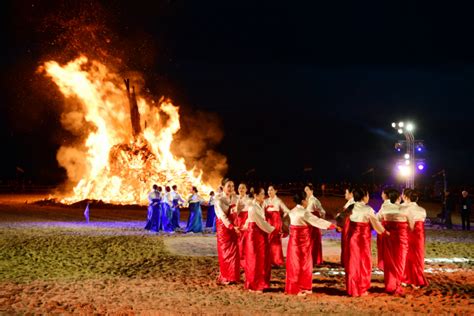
<box><xmin>391</xmin><ymin>121</ymin><xmax>424</xmax><ymax>189</ymax></box>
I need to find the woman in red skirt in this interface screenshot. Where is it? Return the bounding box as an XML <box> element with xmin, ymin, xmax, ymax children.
<box><xmin>377</xmin><ymin>188</ymin><xmax>414</xmax><ymax>295</ymax></box>
<box><xmin>402</xmin><ymin>190</ymin><xmax>429</xmax><ymax>288</ymax></box>
<box><xmin>264</xmin><ymin>185</ymin><xmax>290</xmax><ymax>267</ymax></box>
<box><xmin>335</xmin><ymin>186</ymin><xmax>354</xmax><ymax>266</ymax></box>
<box><xmin>376</xmin><ymin>188</ymin><xmax>402</xmax><ymax>271</ymax></box>
<box><xmin>243</xmin><ymin>187</ymin><xmax>275</xmax><ymax>292</ymax></box>
<box><xmin>285</xmin><ymin>191</ymin><xmax>335</xmax><ymax>296</ymax></box>
<box><xmin>234</xmin><ymin>183</ymin><xmax>252</xmax><ymax>269</ymax></box>
<box><xmin>304</xmin><ymin>184</ymin><xmax>326</xmax><ymax>266</ymax></box>
<box><xmin>214</xmin><ymin>178</ymin><xmax>240</xmax><ymax>285</ymax></box>
<box><xmin>345</xmin><ymin>187</ymin><xmax>387</xmax><ymax>297</ymax></box>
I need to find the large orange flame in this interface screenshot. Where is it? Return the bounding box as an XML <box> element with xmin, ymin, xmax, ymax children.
<box><xmin>41</xmin><ymin>55</ymin><xmax>216</xmax><ymax>205</ymax></box>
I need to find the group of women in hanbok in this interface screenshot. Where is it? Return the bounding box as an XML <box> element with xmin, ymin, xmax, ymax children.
<box><xmin>144</xmin><ymin>184</ymin><xmax>217</xmax><ymax>234</ymax></box>
<box><xmin>214</xmin><ymin>178</ymin><xmax>428</xmax><ymax>297</ymax></box>
<box><xmin>337</xmin><ymin>186</ymin><xmax>428</xmax><ymax>297</ymax></box>
<box><xmin>214</xmin><ymin>179</ymin><xmax>335</xmax><ymax>295</ymax></box>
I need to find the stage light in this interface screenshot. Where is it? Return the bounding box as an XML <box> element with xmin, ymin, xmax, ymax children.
<box><xmin>416</xmin><ymin>161</ymin><xmax>425</xmax><ymax>171</ymax></box>
<box><xmin>404</xmin><ymin>153</ymin><xmax>410</xmax><ymax>159</ymax></box>
<box><xmin>398</xmin><ymin>122</ymin><xmax>404</xmax><ymax>128</ymax></box>
<box><xmin>398</xmin><ymin>165</ymin><xmax>411</xmax><ymax>177</ymax></box>
<box><xmin>398</xmin><ymin>129</ymin><xmax>403</xmax><ymax>134</ymax></box>
<box><xmin>406</xmin><ymin>123</ymin><xmax>414</xmax><ymax>132</ymax></box>
<box><xmin>391</xmin><ymin>122</ymin><xmax>396</xmax><ymax>128</ymax></box>
<box><xmin>417</xmin><ymin>147</ymin><xmax>422</xmax><ymax>152</ymax></box>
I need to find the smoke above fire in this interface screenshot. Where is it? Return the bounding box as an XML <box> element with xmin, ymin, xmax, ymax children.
<box><xmin>25</xmin><ymin>3</ymin><xmax>228</xmax><ymax>204</ymax></box>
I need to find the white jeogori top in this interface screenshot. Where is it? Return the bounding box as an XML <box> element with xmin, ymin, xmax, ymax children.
<box><xmin>244</xmin><ymin>201</ymin><xmax>275</xmax><ymax>234</ymax></box>
<box><xmin>148</xmin><ymin>190</ymin><xmax>161</xmax><ymax>202</ymax></box>
<box><xmin>400</xmin><ymin>201</ymin><xmax>427</xmax><ymax>222</ymax></box>
<box><xmin>188</xmin><ymin>193</ymin><xmax>205</xmax><ymax>204</ymax></box>
<box><xmin>235</xmin><ymin>195</ymin><xmax>252</xmax><ymax>213</ymax></box>
<box><xmin>306</xmin><ymin>195</ymin><xmax>326</xmax><ymax>218</ymax></box>
<box><xmin>288</xmin><ymin>205</ymin><xmax>333</xmax><ymax>229</ymax></box>
<box><xmin>215</xmin><ymin>194</ymin><xmax>238</xmax><ymax>228</ymax></box>
<box><xmin>163</xmin><ymin>192</ymin><xmax>173</xmax><ymax>206</ymax></box>
<box><xmin>377</xmin><ymin>199</ymin><xmax>414</xmax><ymax>229</ymax></box>
<box><xmin>264</xmin><ymin>196</ymin><xmax>290</xmax><ymax>214</ymax></box>
<box><xmin>171</xmin><ymin>190</ymin><xmax>185</xmax><ymax>203</ymax></box>
<box><xmin>349</xmin><ymin>202</ymin><xmax>386</xmax><ymax>234</ymax></box>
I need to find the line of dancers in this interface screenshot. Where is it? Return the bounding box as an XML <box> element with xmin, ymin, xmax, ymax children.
<box><xmin>144</xmin><ymin>184</ymin><xmax>216</xmax><ymax>233</ymax></box>
<box><xmin>215</xmin><ymin>179</ymin><xmax>429</xmax><ymax>297</ymax></box>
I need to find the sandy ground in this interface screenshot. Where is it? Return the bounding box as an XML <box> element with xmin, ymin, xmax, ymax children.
<box><xmin>0</xmin><ymin>194</ymin><xmax>473</xmax><ymax>315</ymax></box>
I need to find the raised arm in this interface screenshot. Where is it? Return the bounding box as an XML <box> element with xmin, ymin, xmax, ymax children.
<box><xmin>404</xmin><ymin>209</ymin><xmax>415</xmax><ymax>231</ymax></box>
<box><xmin>367</xmin><ymin>210</ymin><xmax>386</xmax><ymax>235</ymax></box>
<box><xmin>249</xmin><ymin>205</ymin><xmax>275</xmax><ymax>234</ymax></box>
<box><xmin>313</xmin><ymin>197</ymin><xmax>326</xmax><ymax>218</ymax></box>
<box><xmin>214</xmin><ymin>198</ymin><xmax>233</xmax><ymax>229</ymax></box>
<box><xmin>278</xmin><ymin>198</ymin><xmax>291</xmax><ymax>215</ymax></box>
<box><xmin>303</xmin><ymin>211</ymin><xmax>333</xmax><ymax>229</ymax></box>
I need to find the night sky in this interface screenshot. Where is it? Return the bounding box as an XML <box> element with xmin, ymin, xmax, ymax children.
<box><xmin>1</xmin><ymin>1</ymin><xmax>474</xmax><ymax>187</ymax></box>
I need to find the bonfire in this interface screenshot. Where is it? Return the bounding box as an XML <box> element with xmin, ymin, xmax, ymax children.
<box><xmin>40</xmin><ymin>56</ymin><xmax>215</xmax><ymax>205</ymax></box>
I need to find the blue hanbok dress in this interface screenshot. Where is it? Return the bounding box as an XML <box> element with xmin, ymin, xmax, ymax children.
<box><xmin>171</xmin><ymin>191</ymin><xmax>184</xmax><ymax>229</ymax></box>
<box><xmin>144</xmin><ymin>190</ymin><xmax>162</xmax><ymax>232</ymax></box>
<box><xmin>161</xmin><ymin>200</ymin><xmax>174</xmax><ymax>233</ymax></box>
<box><xmin>186</xmin><ymin>194</ymin><xmax>204</xmax><ymax>233</ymax></box>
<box><xmin>206</xmin><ymin>196</ymin><xmax>216</xmax><ymax>228</ymax></box>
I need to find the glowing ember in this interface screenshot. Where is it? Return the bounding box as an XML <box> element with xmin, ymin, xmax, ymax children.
<box><xmin>41</xmin><ymin>55</ymin><xmax>217</xmax><ymax>205</ymax></box>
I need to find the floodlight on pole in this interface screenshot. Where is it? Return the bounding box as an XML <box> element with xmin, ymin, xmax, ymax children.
<box><xmin>391</xmin><ymin>120</ymin><xmax>421</xmax><ymax>189</ymax></box>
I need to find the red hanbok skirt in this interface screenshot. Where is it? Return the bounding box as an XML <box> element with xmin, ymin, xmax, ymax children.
<box><xmin>340</xmin><ymin>216</ymin><xmax>350</xmax><ymax>266</ymax></box>
<box><xmin>235</xmin><ymin>211</ymin><xmax>248</xmax><ymax>269</ymax></box>
<box><xmin>265</xmin><ymin>210</ymin><xmax>284</xmax><ymax>266</ymax></box>
<box><xmin>377</xmin><ymin>233</ymin><xmax>384</xmax><ymax>270</ymax></box>
<box><xmin>403</xmin><ymin>221</ymin><xmax>429</xmax><ymax>287</ymax></box>
<box><xmin>216</xmin><ymin>217</ymin><xmax>240</xmax><ymax>283</ymax></box>
<box><xmin>285</xmin><ymin>225</ymin><xmax>313</xmax><ymax>294</ymax></box>
<box><xmin>311</xmin><ymin>227</ymin><xmax>323</xmax><ymax>265</ymax></box>
<box><xmin>382</xmin><ymin>221</ymin><xmax>409</xmax><ymax>294</ymax></box>
<box><xmin>244</xmin><ymin>222</ymin><xmax>271</xmax><ymax>291</ymax></box>
<box><xmin>345</xmin><ymin>222</ymin><xmax>372</xmax><ymax>297</ymax></box>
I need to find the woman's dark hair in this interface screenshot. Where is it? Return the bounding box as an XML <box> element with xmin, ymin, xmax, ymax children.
<box><xmin>210</xmin><ymin>191</ymin><xmax>215</xmax><ymax>196</ymax></box>
<box><xmin>221</xmin><ymin>178</ymin><xmax>232</xmax><ymax>186</ymax></box>
<box><xmin>345</xmin><ymin>186</ymin><xmax>354</xmax><ymax>193</ymax></box>
<box><xmin>293</xmin><ymin>191</ymin><xmax>307</xmax><ymax>204</ymax></box>
<box><xmin>252</xmin><ymin>187</ymin><xmax>265</xmax><ymax>197</ymax></box>
<box><xmin>157</xmin><ymin>186</ymin><xmax>162</xmax><ymax>192</ymax></box>
<box><xmin>403</xmin><ymin>188</ymin><xmax>412</xmax><ymax>197</ymax></box>
<box><xmin>388</xmin><ymin>189</ymin><xmax>400</xmax><ymax>204</ymax></box>
<box><xmin>172</xmin><ymin>185</ymin><xmax>177</xmax><ymax>190</ymax></box>
<box><xmin>152</xmin><ymin>184</ymin><xmax>158</xmax><ymax>190</ymax></box>
<box><xmin>165</xmin><ymin>186</ymin><xmax>171</xmax><ymax>192</ymax></box>
<box><xmin>192</xmin><ymin>186</ymin><xmax>198</xmax><ymax>193</ymax></box>
<box><xmin>305</xmin><ymin>183</ymin><xmax>314</xmax><ymax>192</ymax></box>
<box><xmin>352</xmin><ymin>187</ymin><xmax>368</xmax><ymax>202</ymax></box>
<box><xmin>408</xmin><ymin>190</ymin><xmax>420</xmax><ymax>202</ymax></box>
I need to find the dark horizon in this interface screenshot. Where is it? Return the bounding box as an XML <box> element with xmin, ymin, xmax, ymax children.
<box><xmin>1</xmin><ymin>1</ymin><xmax>474</xmax><ymax>188</ymax></box>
